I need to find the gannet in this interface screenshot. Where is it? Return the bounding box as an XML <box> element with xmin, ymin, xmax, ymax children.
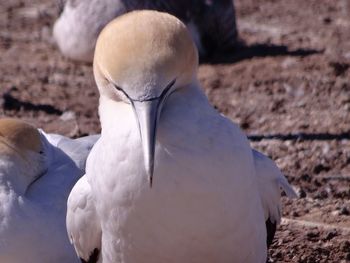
<box><xmin>66</xmin><ymin>10</ymin><xmax>296</xmax><ymax>263</ymax></box>
<box><xmin>0</xmin><ymin>118</ymin><xmax>98</xmax><ymax>263</ymax></box>
<box><xmin>53</xmin><ymin>0</ymin><xmax>238</xmax><ymax>62</ymax></box>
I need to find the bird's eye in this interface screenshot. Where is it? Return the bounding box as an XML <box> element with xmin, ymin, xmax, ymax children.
<box><xmin>113</xmin><ymin>84</ymin><xmax>131</xmax><ymax>103</ymax></box>
<box><xmin>161</xmin><ymin>79</ymin><xmax>177</xmax><ymax>99</ymax></box>
<box><xmin>114</xmin><ymin>85</ymin><xmax>127</xmax><ymax>96</ymax></box>
<box><xmin>39</xmin><ymin>151</ymin><xmax>44</xmax><ymax>155</ymax></box>
<box><xmin>167</xmin><ymin>79</ymin><xmax>176</xmax><ymax>92</ymax></box>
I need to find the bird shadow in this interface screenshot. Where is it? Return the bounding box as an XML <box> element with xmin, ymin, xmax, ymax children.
<box><xmin>1</xmin><ymin>93</ymin><xmax>62</xmax><ymax>115</ymax></box>
<box><xmin>248</xmin><ymin>132</ymin><xmax>350</xmax><ymax>142</ymax></box>
<box><xmin>201</xmin><ymin>43</ymin><xmax>322</xmax><ymax>64</ymax></box>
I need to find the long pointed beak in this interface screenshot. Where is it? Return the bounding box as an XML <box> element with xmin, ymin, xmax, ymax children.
<box><xmin>132</xmin><ymin>99</ymin><xmax>160</xmax><ymax>187</ymax></box>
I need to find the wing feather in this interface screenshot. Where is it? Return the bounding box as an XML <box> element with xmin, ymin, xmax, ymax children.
<box><xmin>44</xmin><ymin>132</ymin><xmax>99</xmax><ymax>170</ymax></box>
<box><xmin>253</xmin><ymin>149</ymin><xmax>297</xmax><ymax>224</ymax></box>
<box><xmin>66</xmin><ymin>176</ymin><xmax>101</xmax><ymax>262</ymax></box>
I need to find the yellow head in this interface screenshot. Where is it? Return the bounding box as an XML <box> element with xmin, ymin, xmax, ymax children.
<box><xmin>93</xmin><ymin>10</ymin><xmax>198</xmax><ymax>101</ymax></box>
<box><xmin>0</xmin><ymin>118</ymin><xmax>46</xmax><ymax>193</ymax></box>
<box><xmin>93</xmin><ymin>10</ymin><xmax>199</xmax><ymax>186</ymax></box>
<box><xmin>0</xmin><ymin>118</ymin><xmax>42</xmax><ymax>157</ymax></box>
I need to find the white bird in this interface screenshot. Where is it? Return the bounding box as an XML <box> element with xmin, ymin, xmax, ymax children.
<box><xmin>0</xmin><ymin>118</ymin><xmax>99</xmax><ymax>263</ymax></box>
<box><xmin>66</xmin><ymin>10</ymin><xmax>296</xmax><ymax>263</ymax></box>
<box><xmin>53</xmin><ymin>0</ymin><xmax>238</xmax><ymax>62</ymax></box>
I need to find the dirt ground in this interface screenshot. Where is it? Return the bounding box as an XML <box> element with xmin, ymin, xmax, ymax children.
<box><xmin>1</xmin><ymin>0</ymin><xmax>350</xmax><ymax>262</ymax></box>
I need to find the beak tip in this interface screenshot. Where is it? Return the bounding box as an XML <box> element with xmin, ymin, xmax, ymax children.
<box><xmin>144</xmin><ymin>163</ymin><xmax>154</xmax><ymax>188</ymax></box>
<box><xmin>149</xmin><ymin>175</ymin><xmax>153</xmax><ymax>188</ymax></box>
<box><xmin>147</xmin><ymin>166</ymin><xmax>154</xmax><ymax>188</ymax></box>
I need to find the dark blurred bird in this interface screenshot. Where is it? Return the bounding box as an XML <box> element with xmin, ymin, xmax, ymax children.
<box><xmin>53</xmin><ymin>0</ymin><xmax>238</xmax><ymax>62</ymax></box>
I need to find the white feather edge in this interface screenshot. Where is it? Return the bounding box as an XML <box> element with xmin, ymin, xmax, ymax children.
<box><xmin>253</xmin><ymin>149</ymin><xmax>297</xmax><ymax>225</ymax></box>
<box><xmin>66</xmin><ymin>176</ymin><xmax>101</xmax><ymax>261</ymax></box>
<box><xmin>38</xmin><ymin>130</ymin><xmax>99</xmax><ymax>170</ymax></box>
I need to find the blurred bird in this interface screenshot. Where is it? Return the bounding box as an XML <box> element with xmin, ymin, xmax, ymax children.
<box><xmin>66</xmin><ymin>10</ymin><xmax>296</xmax><ymax>263</ymax></box>
<box><xmin>0</xmin><ymin>118</ymin><xmax>98</xmax><ymax>263</ymax></box>
<box><xmin>53</xmin><ymin>0</ymin><xmax>238</xmax><ymax>62</ymax></box>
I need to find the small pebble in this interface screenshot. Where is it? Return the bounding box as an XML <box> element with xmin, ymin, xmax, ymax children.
<box><xmin>298</xmin><ymin>188</ymin><xmax>307</xmax><ymax>198</ymax></box>
<box><xmin>339</xmin><ymin>206</ymin><xmax>350</xmax><ymax>216</ymax></box>
<box><xmin>324</xmin><ymin>230</ymin><xmax>337</xmax><ymax>241</ymax></box>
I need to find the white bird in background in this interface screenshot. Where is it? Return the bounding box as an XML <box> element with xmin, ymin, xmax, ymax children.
<box><xmin>66</xmin><ymin>10</ymin><xmax>296</xmax><ymax>263</ymax></box>
<box><xmin>53</xmin><ymin>0</ymin><xmax>238</xmax><ymax>62</ymax></box>
<box><xmin>0</xmin><ymin>118</ymin><xmax>98</xmax><ymax>263</ymax></box>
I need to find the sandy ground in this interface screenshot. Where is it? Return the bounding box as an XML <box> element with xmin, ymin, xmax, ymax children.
<box><xmin>1</xmin><ymin>0</ymin><xmax>350</xmax><ymax>262</ymax></box>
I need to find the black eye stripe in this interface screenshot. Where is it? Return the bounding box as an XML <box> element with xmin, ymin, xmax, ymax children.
<box><xmin>159</xmin><ymin>79</ymin><xmax>176</xmax><ymax>100</ymax></box>
<box><xmin>112</xmin><ymin>78</ymin><xmax>176</xmax><ymax>102</ymax></box>
<box><xmin>113</xmin><ymin>85</ymin><xmax>132</xmax><ymax>101</ymax></box>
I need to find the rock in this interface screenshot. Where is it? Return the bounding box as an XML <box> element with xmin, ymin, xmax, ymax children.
<box><xmin>298</xmin><ymin>188</ymin><xmax>307</xmax><ymax>198</ymax></box>
<box><xmin>306</xmin><ymin>230</ymin><xmax>320</xmax><ymax>241</ymax></box>
<box><xmin>339</xmin><ymin>206</ymin><xmax>350</xmax><ymax>216</ymax></box>
<box><xmin>324</xmin><ymin>230</ymin><xmax>338</xmax><ymax>241</ymax></box>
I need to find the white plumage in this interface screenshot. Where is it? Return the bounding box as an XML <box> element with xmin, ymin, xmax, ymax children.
<box><xmin>66</xmin><ymin>10</ymin><xmax>296</xmax><ymax>263</ymax></box>
<box><xmin>67</xmin><ymin>176</ymin><xmax>101</xmax><ymax>262</ymax></box>
<box><xmin>0</xmin><ymin>118</ymin><xmax>98</xmax><ymax>263</ymax></box>
<box><xmin>253</xmin><ymin>149</ymin><xmax>297</xmax><ymax>225</ymax></box>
